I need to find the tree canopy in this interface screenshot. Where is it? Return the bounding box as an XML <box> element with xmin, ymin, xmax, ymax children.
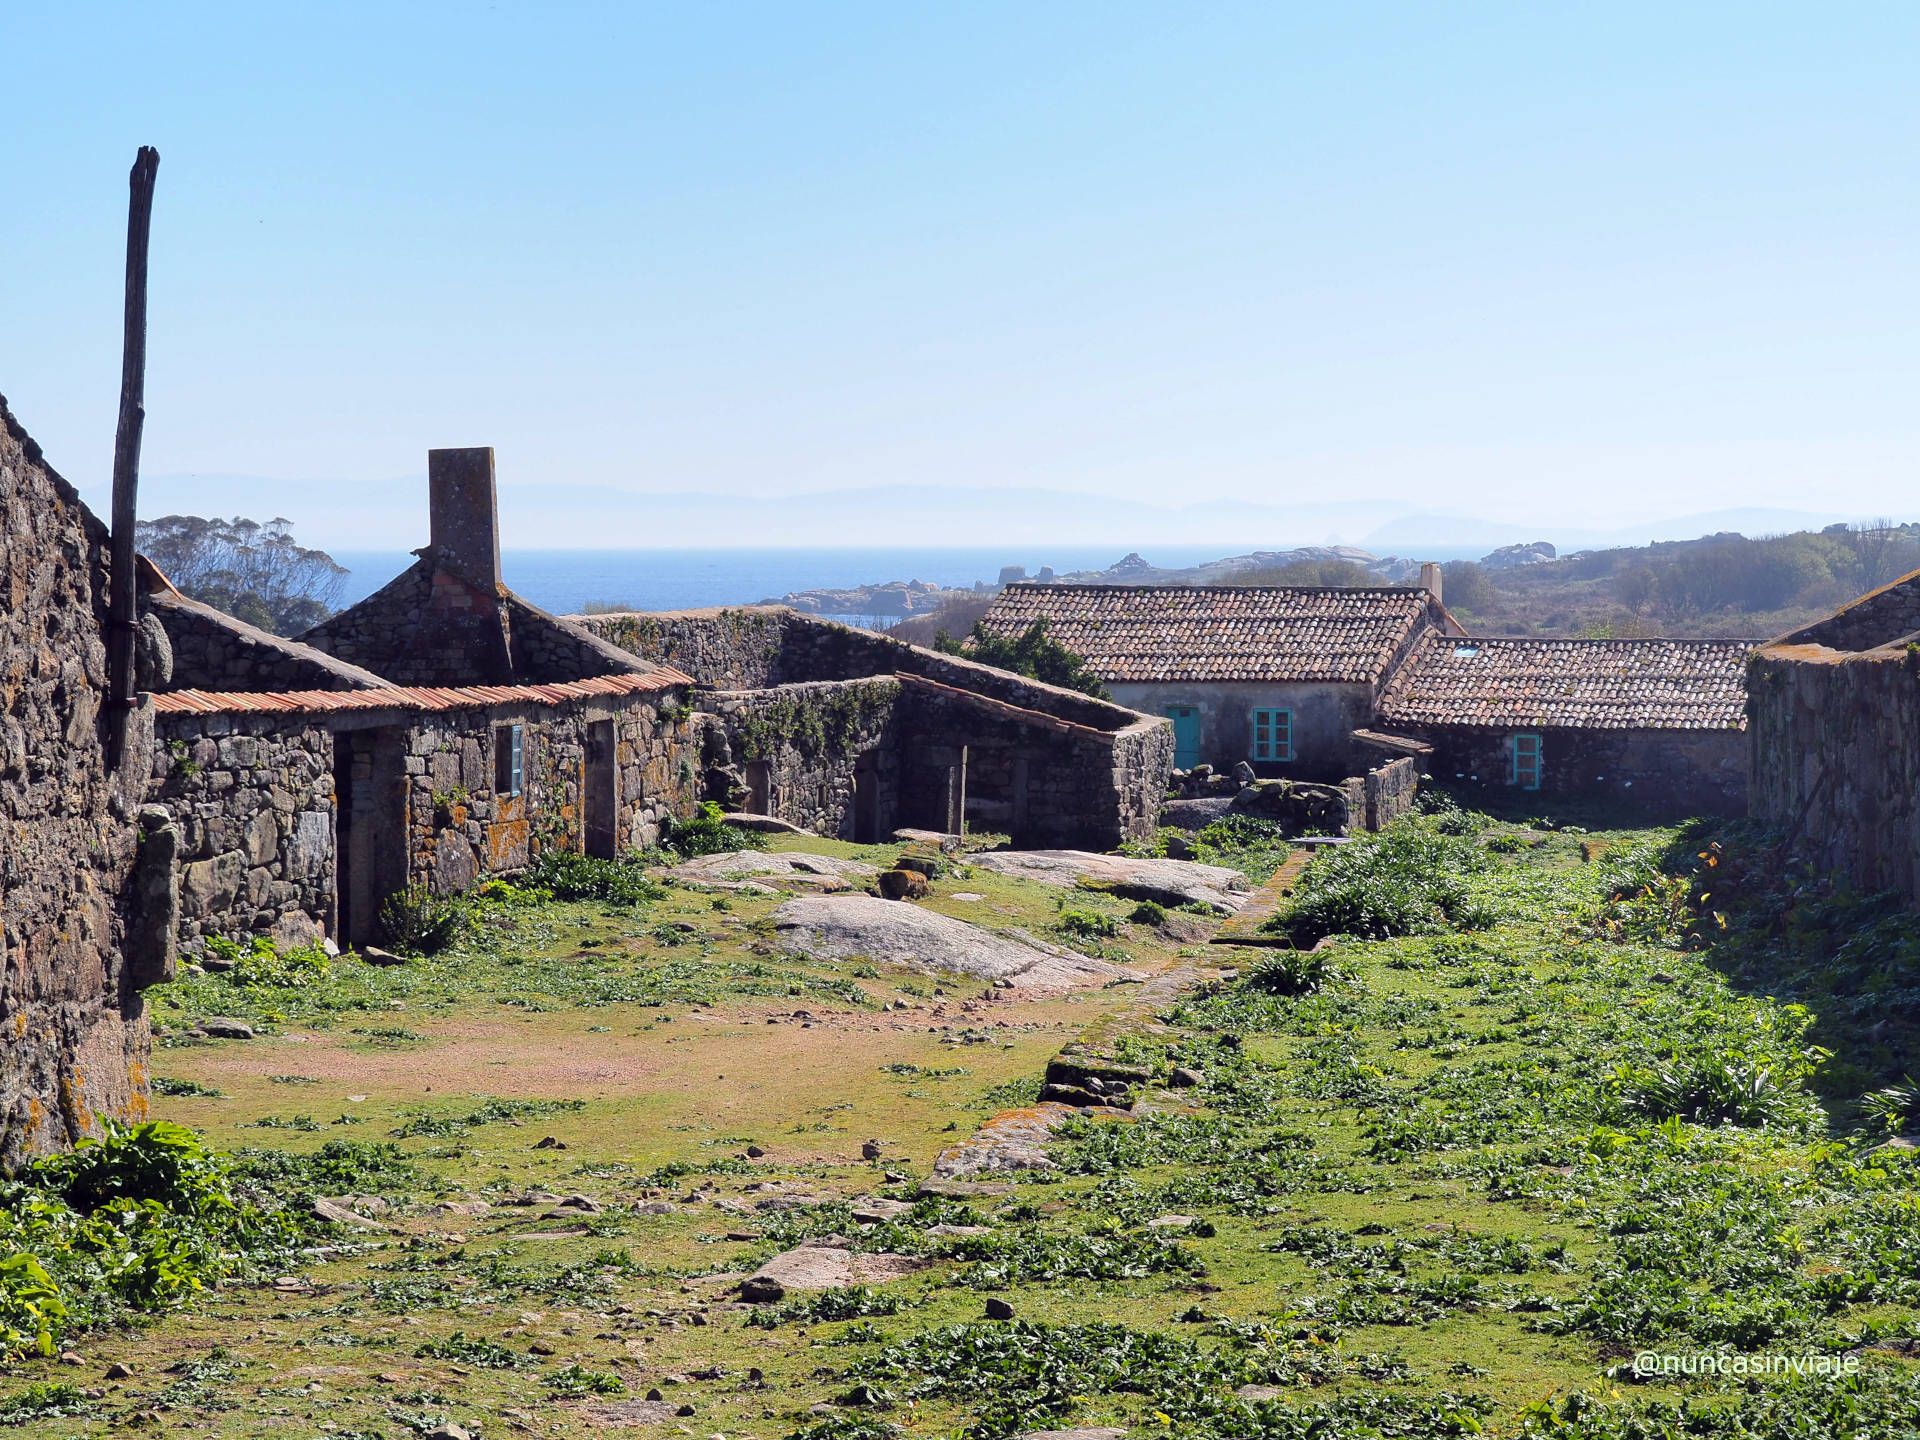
<box><xmin>137</xmin><ymin>515</ymin><xmax>347</xmax><ymax>637</ymax></box>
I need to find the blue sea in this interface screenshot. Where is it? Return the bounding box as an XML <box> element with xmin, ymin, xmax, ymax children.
<box><xmin>327</xmin><ymin>546</ymin><xmax>1242</xmax><ymax>618</ymax></box>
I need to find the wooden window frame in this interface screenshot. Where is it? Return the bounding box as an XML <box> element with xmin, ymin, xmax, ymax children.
<box><xmin>1250</xmin><ymin>707</ymin><xmax>1294</xmax><ymax>763</ymax></box>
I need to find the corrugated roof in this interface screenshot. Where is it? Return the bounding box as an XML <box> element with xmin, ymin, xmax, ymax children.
<box><xmin>976</xmin><ymin>584</ymin><xmax>1435</xmax><ymax>685</ymax></box>
<box><xmin>149</xmin><ymin>667</ymin><xmax>691</xmax><ymax>717</ymax></box>
<box><xmin>1378</xmin><ymin>634</ymin><xmax>1752</xmax><ymax>731</ymax></box>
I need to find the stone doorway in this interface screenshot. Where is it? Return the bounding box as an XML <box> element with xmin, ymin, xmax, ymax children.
<box><xmin>744</xmin><ymin>760</ymin><xmax>773</xmax><ymax>817</ymax></box>
<box><xmin>333</xmin><ymin>726</ymin><xmax>408</xmax><ymax>948</ymax></box>
<box><xmin>852</xmin><ymin>752</ymin><xmax>882</xmax><ymax>843</ymax></box>
<box><xmin>584</xmin><ymin>718</ymin><xmax>617</xmax><ymax>858</ymax></box>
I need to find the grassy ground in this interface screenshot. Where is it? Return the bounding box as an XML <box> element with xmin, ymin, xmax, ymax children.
<box><xmin>2</xmin><ymin>820</ymin><xmax>1917</xmax><ymax>1438</ymax></box>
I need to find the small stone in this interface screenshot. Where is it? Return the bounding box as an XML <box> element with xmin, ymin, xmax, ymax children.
<box><xmin>745</xmin><ymin>1145</ymin><xmax>766</xmax><ymax>1158</ymax></box>
<box><xmin>1168</xmin><ymin>1066</ymin><xmax>1205</xmax><ymax>1088</ymax></box>
<box><xmin>738</xmin><ymin>1275</ymin><xmax>786</xmax><ymax>1303</ymax></box>
<box><xmin>199</xmin><ymin>954</ymin><xmax>237</xmax><ymax>973</ymax></box>
<box><xmin>556</xmin><ymin>1194</ymin><xmax>602</xmax><ymax>1213</ymax></box>
<box><xmin>57</xmin><ymin>1350</ymin><xmax>82</xmax><ymax>1366</ymax></box>
<box><xmin>860</xmin><ymin>1139</ymin><xmax>883</xmax><ymax>1161</ymax></box>
<box><xmin>425</xmin><ymin>1426</ymin><xmax>473</xmax><ymax>1440</ymax></box>
<box><xmin>360</xmin><ymin>946</ymin><xmax>407</xmax><ymax>967</ymax></box>
<box><xmin>104</xmin><ymin>1361</ymin><xmax>134</xmax><ymax>1380</ymax></box>
<box><xmin>984</xmin><ymin>1297</ymin><xmax>1015</xmax><ymax>1320</ymax></box>
<box><xmin>200</xmin><ymin>1017</ymin><xmax>254</xmax><ymax>1040</ymax></box>
<box><xmin>532</xmin><ymin>1135</ymin><xmax>567</xmax><ymax>1150</ymax></box>
<box><xmin>529</xmin><ymin>1340</ymin><xmax>556</xmax><ymax>1356</ymax></box>
<box><xmin>676</xmin><ymin>1404</ymin><xmax>697</xmax><ymax>1417</ymax></box>
<box><xmin>647</xmin><ymin>1387</ymin><xmax>665</xmax><ymax>1402</ymax></box>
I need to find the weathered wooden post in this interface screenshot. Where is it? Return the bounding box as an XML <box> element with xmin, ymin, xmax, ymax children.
<box><xmin>105</xmin><ymin>145</ymin><xmax>160</xmax><ymax>771</ymax></box>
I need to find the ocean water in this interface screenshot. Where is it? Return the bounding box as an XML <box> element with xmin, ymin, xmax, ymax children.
<box><xmin>327</xmin><ymin>545</ymin><xmax>1239</xmax><ymax>617</ymax></box>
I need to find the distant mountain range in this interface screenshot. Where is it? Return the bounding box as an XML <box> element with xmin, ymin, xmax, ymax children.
<box><xmin>99</xmin><ymin>470</ymin><xmax>1874</xmax><ymax>558</ymax></box>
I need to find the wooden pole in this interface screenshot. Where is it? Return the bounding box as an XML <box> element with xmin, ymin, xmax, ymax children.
<box><xmin>106</xmin><ymin>146</ymin><xmax>159</xmax><ymax>769</ymax></box>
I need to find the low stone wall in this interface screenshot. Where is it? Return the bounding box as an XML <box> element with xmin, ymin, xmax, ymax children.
<box><xmin>698</xmin><ymin>679</ymin><xmax>902</xmax><ymax>839</ymax></box>
<box><xmin>1399</xmin><ymin>723</ymin><xmax>1748</xmax><ymax>817</ymax></box>
<box><xmin>151</xmin><ymin>714</ymin><xmax>337</xmax><ymax>947</ymax></box>
<box><xmin>1358</xmin><ymin>755</ymin><xmax>1418</xmax><ymax>831</ymax></box>
<box><xmin>1748</xmin><ymin>645</ymin><xmax>1920</xmax><ymax>899</ymax></box>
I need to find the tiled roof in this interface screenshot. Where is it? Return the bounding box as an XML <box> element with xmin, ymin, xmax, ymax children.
<box><xmin>977</xmin><ymin>584</ymin><xmax>1436</xmax><ymax>685</ymax></box>
<box><xmin>1378</xmin><ymin>634</ymin><xmax>1752</xmax><ymax>731</ymax></box>
<box><xmin>149</xmin><ymin>667</ymin><xmax>691</xmax><ymax>717</ymax></box>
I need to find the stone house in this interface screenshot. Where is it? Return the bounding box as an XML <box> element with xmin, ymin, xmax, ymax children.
<box><xmin>1377</xmin><ymin>635</ymin><xmax>1750</xmax><ymax>815</ymax></box>
<box><xmin>571</xmin><ymin>605</ymin><xmax>1173</xmax><ymax>849</ymax></box>
<box><xmin>135</xmin><ymin>448</ymin><xmax>1173</xmax><ymax>954</ymax></box>
<box><xmin>0</xmin><ymin>394</ymin><xmax>161</xmax><ymax>1164</ymax></box>
<box><xmin>978</xmin><ymin>576</ymin><xmax>1465</xmax><ymax>781</ymax></box>
<box><xmin>1747</xmin><ymin>567</ymin><xmax>1920</xmax><ymax>900</ymax></box>
<box><xmin>981</xmin><ymin>575</ymin><xmax>1753</xmax><ymax>816</ymax></box>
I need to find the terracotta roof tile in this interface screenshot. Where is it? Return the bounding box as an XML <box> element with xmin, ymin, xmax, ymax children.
<box><xmin>149</xmin><ymin>667</ymin><xmax>691</xmax><ymax>717</ymax></box>
<box><xmin>1378</xmin><ymin>634</ymin><xmax>1751</xmax><ymax>731</ymax></box>
<box><xmin>977</xmin><ymin>584</ymin><xmax>1435</xmax><ymax>685</ymax></box>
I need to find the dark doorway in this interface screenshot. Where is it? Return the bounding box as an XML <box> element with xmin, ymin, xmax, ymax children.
<box><xmin>745</xmin><ymin>760</ymin><xmax>773</xmax><ymax>817</ymax></box>
<box><xmin>852</xmin><ymin>752</ymin><xmax>882</xmax><ymax>843</ymax></box>
<box><xmin>585</xmin><ymin>719</ymin><xmax>618</xmax><ymax>858</ymax></box>
<box><xmin>334</xmin><ymin>726</ymin><xmax>408</xmax><ymax>949</ymax></box>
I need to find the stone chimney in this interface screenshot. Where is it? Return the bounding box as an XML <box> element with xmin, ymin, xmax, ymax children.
<box><xmin>1418</xmin><ymin>561</ymin><xmax>1443</xmax><ymax>604</ymax></box>
<box><xmin>428</xmin><ymin>447</ymin><xmax>501</xmax><ymax>587</ymax></box>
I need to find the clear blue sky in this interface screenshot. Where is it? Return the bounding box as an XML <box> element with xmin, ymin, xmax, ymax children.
<box><xmin>3</xmin><ymin>3</ymin><xmax>1917</xmax><ymax>549</ymax></box>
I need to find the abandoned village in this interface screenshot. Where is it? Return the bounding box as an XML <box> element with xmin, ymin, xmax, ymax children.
<box><xmin>7</xmin><ymin>375</ymin><xmax>1920</xmax><ymax>1164</ymax></box>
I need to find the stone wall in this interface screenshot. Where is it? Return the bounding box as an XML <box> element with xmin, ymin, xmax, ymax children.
<box><xmin>699</xmin><ymin>679</ymin><xmax>903</xmax><ymax>839</ymax></box>
<box><xmin>1398</xmin><ymin>723</ymin><xmax>1748</xmax><ymax>817</ymax></box>
<box><xmin>578</xmin><ymin>608</ymin><xmax>790</xmax><ymax>689</ymax></box>
<box><xmin>575</xmin><ymin>605</ymin><xmax>1172</xmax><ymax>849</ymax></box>
<box><xmin>150</xmin><ymin>714</ymin><xmax>336</xmax><ymax>947</ymax></box>
<box><xmin>1355</xmin><ymin>755</ymin><xmax>1419</xmax><ymax>831</ymax></box>
<box><xmin>0</xmin><ymin>394</ymin><xmax>153</xmax><ymax>1165</ymax></box>
<box><xmin>1748</xmin><ymin>645</ymin><xmax>1920</xmax><ymax>899</ymax></box>
<box><xmin>148</xmin><ymin>586</ymin><xmax>387</xmax><ymax>692</ymax></box>
<box><xmin>401</xmin><ymin>693</ymin><xmax>697</xmax><ymax>895</ymax></box>
<box><xmin>300</xmin><ymin>561</ymin><xmax>655</xmax><ymax>687</ymax></box>
<box><xmin>1106</xmin><ymin>678</ymin><xmax>1375</xmax><ymax>781</ymax></box>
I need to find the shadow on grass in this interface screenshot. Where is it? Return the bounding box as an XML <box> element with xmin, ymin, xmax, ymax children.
<box><xmin>1651</xmin><ymin>818</ymin><xmax>1920</xmax><ymax>1126</ymax></box>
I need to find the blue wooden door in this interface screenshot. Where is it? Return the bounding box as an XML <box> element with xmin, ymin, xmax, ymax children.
<box><xmin>1165</xmin><ymin>706</ymin><xmax>1201</xmax><ymax>769</ymax></box>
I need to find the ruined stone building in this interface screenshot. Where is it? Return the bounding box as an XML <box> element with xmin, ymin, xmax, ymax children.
<box><xmin>132</xmin><ymin>449</ymin><xmax>1171</xmax><ymax>955</ymax></box>
<box><xmin>0</xmin><ymin>397</ymin><xmax>158</xmax><ymax>1164</ymax></box>
<box><xmin>1748</xmin><ymin>568</ymin><xmax>1920</xmax><ymax>899</ymax></box>
<box><xmin>981</xmin><ymin>576</ymin><xmax>1752</xmax><ymax>815</ymax></box>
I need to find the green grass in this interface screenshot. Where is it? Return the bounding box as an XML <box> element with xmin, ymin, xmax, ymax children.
<box><xmin>6</xmin><ymin>824</ymin><xmax>1917</xmax><ymax>1438</ymax></box>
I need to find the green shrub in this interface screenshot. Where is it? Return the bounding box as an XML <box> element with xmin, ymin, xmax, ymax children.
<box><xmin>205</xmin><ymin>934</ymin><xmax>330</xmax><ymax>987</ymax></box>
<box><xmin>37</xmin><ymin>1121</ymin><xmax>231</xmax><ymax>1220</ymax></box>
<box><xmin>1483</xmin><ymin>832</ymin><xmax>1528</xmax><ymax>854</ymax></box>
<box><xmin>376</xmin><ymin>884</ymin><xmax>469</xmax><ymax>956</ymax></box>
<box><xmin>525</xmin><ymin>849</ymin><xmax>664</xmax><ymax>905</ymax></box>
<box><xmin>664</xmin><ymin>801</ymin><xmax>767</xmax><ymax>859</ymax></box>
<box><xmin>1243</xmin><ymin>948</ymin><xmax>1344</xmax><ymax>996</ymax></box>
<box><xmin>1129</xmin><ymin>900</ymin><xmax>1168</xmax><ymax>926</ymax></box>
<box><xmin>1270</xmin><ymin>824</ymin><xmax>1494</xmax><ymax>945</ymax></box>
<box><xmin>1056</xmin><ymin>906</ymin><xmax>1121</xmax><ymax>941</ymax></box>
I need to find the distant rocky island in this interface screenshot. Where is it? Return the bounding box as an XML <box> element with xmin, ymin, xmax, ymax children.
<box><xmin>758</xmin><ymin>542</ymin><xmax>1562</xmax><ymax>617</ymax></box>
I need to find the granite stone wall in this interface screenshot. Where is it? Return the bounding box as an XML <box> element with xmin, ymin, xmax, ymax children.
<box><xmin>1398</xmin><ymin>723</ymin><xmax>1748</xmax><ymax>817</ymax></box>
<box><xmin>150</xmin><ymin>714</ymin><xmax>336</xmax><ymax>947</ymax></box>
<box><xmin>0</xmin><ymin>394</ymin><xmax>153</xmax><ymax>1165</ymax></box>
<box><xmin>1748</xmin><ymin>645</ymin><xmax>1920</xmax><ymax>900</ymax></box>
<box><xmin>1354</xmin><ymin>755</ymin><xmax>1419</xmax><ymax>831</ymax></box>
<box><xmin>149</xmin><ymin>587</ymin><xmax>387</xmax><ymax>692</ymax></box>
<box><xmin>574</xmin><ymin>605</ymin><xmax>1172</xmax><ymax>848</ymax></box>
<box><xmin>699</xmin><ymin>679</ymin><xmax>903</xmax><ymax>840</ymax></box>
<box><xmin>402</xmin><ymin>694</ymin><xmax>697</xmax><ymax>895</ymax></box>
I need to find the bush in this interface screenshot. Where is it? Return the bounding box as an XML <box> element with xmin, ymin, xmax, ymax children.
<box><xmin>37</xmin><ymin>1121</ymin><xmax>232</xmax><ymax>1220</ymax></box>
<box><xmin>1129</xmin><ymin>900</ymin><xmax>1168</xmax><ymax>926</ymax></box>
<box><xmin>205</xmin><ymin>934</ymin><xmax>330</xmax><ymax>987</ymax></box>
<box><xmin>1243</xmin><ymin>949</ymin><xmax>1344</xmax><ymax>996</ymax></box>
<box><xmin>1191</xmin><ymin>815</ymin><xmax>1292</xmax><ymax>881</ymax></box>
<box><xmin>936</xmin><ymin>618</ymin><xmax>1110</xmax><ymax>699</ymax></box>
<box><xmin>664</xmin><ymin>801</ymin><xmax>766</xmax><ymax>859</ymax></box>
<box><xmin>1057</xmin><ymin>906</ymin><xmax>1121</xmax><ymax>941</ymax></box>
<box><xmin>525</xmin><ymin>850</ymin><xmax>664</xmax><ymax>905</ymax></box>
<box><xmin>1269</xmin><ymin>824</ymin><xmax>1494</xmax><ymax>945</ymax></box>
<box><xmin>376</xmin><ymin>884</ymin><xmax>469</xmax><ymax>956</ymax></box>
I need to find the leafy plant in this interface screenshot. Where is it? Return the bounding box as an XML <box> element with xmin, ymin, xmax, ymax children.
<box><xmin>377</xmin><ymin>884</ymin><xmax>469</xmax><ymax>956</ymax></box>
<box><xmin>1270</xmin><ymin>822</ymin><xmax>1495</xmax><ymax>945</ymax></box>
<box><xmin>1055</xmin><ymin>906</ymin><xmax>1120</xmax><ymax>941</ymax></box>
<box><xmin>664</xmin><ymin>801</ymin><xmax>767</xmax><ymax>859</ymax></box>
<box><xmin>525</xmin><ymin>849</ymin><xmax>664</xmax><ymax>905</ymax></box>
<box><xmin>1242</xmin><ymin>948</ymin><xmax>1344</xmax><ymax>996</ymax></box>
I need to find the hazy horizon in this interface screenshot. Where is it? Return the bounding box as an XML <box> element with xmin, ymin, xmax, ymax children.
<box><xmin>8</xmin><ymin>4</ymin><xmax>1920</xmax><ymax>547</ymax></box>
